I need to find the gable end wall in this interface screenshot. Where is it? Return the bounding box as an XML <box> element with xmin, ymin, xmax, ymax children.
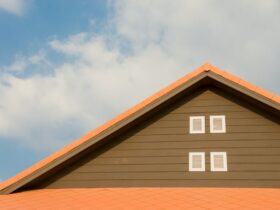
<box><xmin>29</xmin><ymin>87</ymin><xmax>280</xmax><ymax>189</ymax></box>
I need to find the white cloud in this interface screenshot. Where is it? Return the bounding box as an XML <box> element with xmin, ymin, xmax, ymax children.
<box><xmin>0</xmin><ymin>0</ymin><xmax>279</xmax><ymax>151</ymax></box>
<box><xmin>113</xmin><ymin>0</ymin><xmax>280</xmax><ymax>89</ymax></box>
<box><xmin>0</xmin><ymin>0</ymin><xmax>30</xmax><ymax>15</ymax></box>
<box><xmin>0</xmin><ymin>34</ymin><xmax>182</xmax><ymax>151</ymax></box>
<box><xmin>1</xmin><ymin>51</ymin><xmax>50</xmax><ymax>73</ymax></box>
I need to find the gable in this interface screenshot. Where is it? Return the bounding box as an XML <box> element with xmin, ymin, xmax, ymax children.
<box><xmin>20</xmin><ymin>86</ymin><xmax>280</xmax><ymax>190</ymax></box>
<box><xmin>1</xmin><ymin>63</ymin><xmax>280</xmax><ymax>194</ymax></box>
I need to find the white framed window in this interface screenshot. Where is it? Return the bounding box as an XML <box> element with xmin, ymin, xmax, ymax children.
<box><xmin>210</xmin><ymin>152</ymin><xmax>227</xmax><ymax>171</ymax></box>
<box><xmin>189</xmin><ymin>152</ymin><xmax>205</xmax><ymax>171</ymax></box>
<box><xmin>189</xmin><ymin>116</ymin><xmax>205</xmax><ymax>134</ymax></box>
<box><xmin>210</xmin><ymin>115</ymin><xmax>226</xmax><ymax>133</ymax></box>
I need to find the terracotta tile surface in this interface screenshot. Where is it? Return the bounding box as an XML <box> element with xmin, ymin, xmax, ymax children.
<box><xmin>1</xmin><ymin>63</ymin><xmax>279</xmax><ymax>194</ymax></box>
<box><xmin>1</xmin><ymin>188</ymin><xmax>280</xmax><ymax>210</ymax></box>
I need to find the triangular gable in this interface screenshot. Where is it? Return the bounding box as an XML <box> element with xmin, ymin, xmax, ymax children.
<box><xmin>1</xmin><ymin>63</ymin><xmax>280</xmax><ymax>194</ymax></box>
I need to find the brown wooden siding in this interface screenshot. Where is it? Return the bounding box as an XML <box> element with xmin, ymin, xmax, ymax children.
<box><xmin>32</xmin><ymin>87</ymin><xmax>280</xmax><ymax>189</ymax></box>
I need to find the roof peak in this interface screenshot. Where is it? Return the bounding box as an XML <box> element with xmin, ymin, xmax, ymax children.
<box><xmin>200</xmin><ymin>62</ymin><xmax>214</xmax><ymax>71</ymax></box>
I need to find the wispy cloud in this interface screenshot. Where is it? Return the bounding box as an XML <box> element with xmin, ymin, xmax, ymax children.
<box><xmin>0</xmin><ymin>0</ymin><xmax>279</xmax><ymax>151</ymax></box>
<box><xmin>0</xmin><ymin>33</ymin><xmax>180</xmax><ymax>151</ymax></box>
<box><xmin>0</xmin><ymin>0</ymin><xmax>30</xmax><ymax>16</ymax></box>
<box><xmin>1</xmin><ymin>51</ymin><xmax>50</xmax><ymax>74</ymax></box>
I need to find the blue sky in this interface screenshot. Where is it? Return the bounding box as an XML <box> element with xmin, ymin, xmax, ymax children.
<box><xmin>0</xmin><ymin>0</ymin><xmax>108</xmax><ymax>180</ymax></box>
<box><xmin>0</xmin><ymin>0</ymin><xmax>280</xmax><ymax>181</ymax></box>
<box><xmin>0</xmin><ymin>0</ymin><xmax>107</xmax><ymax>65</ymax></box>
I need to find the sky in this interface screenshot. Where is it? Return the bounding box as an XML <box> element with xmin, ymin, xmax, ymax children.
<box><xmin>0</xmin><ymin>0</ymin><xmax>279</xmax><ymax>181</ymax></box>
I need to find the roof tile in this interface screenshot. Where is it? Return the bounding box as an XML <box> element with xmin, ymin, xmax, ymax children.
<box><xmin>1</xmin><ymin>188</ymin><xmax>279</xmax><ymax>210</ymax></box>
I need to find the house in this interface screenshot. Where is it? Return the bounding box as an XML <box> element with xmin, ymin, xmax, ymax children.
<box><xmin>0</xmin><ymin>63</ymin><xmax>280</xmax><ymax>209</ymax></box>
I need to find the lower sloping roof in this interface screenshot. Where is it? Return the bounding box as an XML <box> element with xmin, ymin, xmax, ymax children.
<box><xmin>1</xmin><ymin>188</ymin><xmax>280</xmax><ymax>210</ymax></box>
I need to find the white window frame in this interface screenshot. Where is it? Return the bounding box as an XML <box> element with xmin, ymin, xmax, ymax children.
<box><xmin>210</xmin><ymin>152</ymin><xmax>228</xmax><ymax>171</ymax></box>
<box><xmin>189</xmin><ymin>116</ymin><xmax>205</xmax><ymax>134</ymax></box>
<box><xmin>189</xmin><ymin>152</ymin><xmax>205</xmax><ymax>171</ymax></box>
<box><xmin>210</xmin><ymin>115</ymin><xmax>226</xmax><ymax>133</ymax></box>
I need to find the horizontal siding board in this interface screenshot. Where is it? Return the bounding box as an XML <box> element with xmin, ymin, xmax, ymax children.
<box><xmin>174</xmin><ymin>105</ymin><xmax>250</xmax><ymax>113</ymax></box>
<box><xmin>170</xmin><ymin>110</ymin><xmax>261</xmax><ymax>117</ymax></box>
<box><xmin>76</xmin><ymin>164</ymin><xmax>280</xmax><ymax>173</ymax></box>
<box><xmin>77</xmin><ymin>164</ymin><xmax>187</xmax><ymax>172</ymax></box>
<box><xmin>127</xmin><ymin>133</ymin><xmax>280</xmax><ymax>141</ymax></box>
<box><xmin>62</xmin><ymin>171</ymin><xmax>280</xmax><ymax>180</ymax></box>
<box><xmin>134</xmin><ymin>127</ymin><xmax>280</xmax><ymax>135</ymax></box>
<box><xmin>161</xmin><ymin>112</ymin><xmax>264</xmax><ymax>120</ymax></box>
<box><xmin>148</xmin><ymin>119</ymin><xmax>276</xmax><ymax>128</ymax></box>
<box><xmin>102</xmin><ymin>148</ymin><xmax>280</xmax><ymax>157</ymax></box>
<box><xmin>87</xmin><ymin>156</ymin><xmax>280</xmax><ymax>165</ymax></box>
<box><xmin>112</xmin><ymin>141</ymin><xmax>280</xmax><ymax>150</ymax></box>
<box><xmin>125</xmin><ymin>137</ymin><xmax>280</xmax><ymax>143</ymax></box>
<box><xmin>47</xmin><ymin>180</ymin><xmax>280</xmax><ymax>188</ymax></box>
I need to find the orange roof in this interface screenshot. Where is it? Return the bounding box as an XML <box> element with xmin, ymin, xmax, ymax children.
<box><xmin>1</xmin><ymin>63</ymin><xmax>280</xmax><ymax>194</ymax></box>
<box><xmin>1</xmin><ymin>188</ymin><xmax>280</xmax><ymax>210</ymax></box>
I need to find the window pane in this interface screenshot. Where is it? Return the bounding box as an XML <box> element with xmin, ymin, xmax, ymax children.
<box><xmin>190</xmin><ymin>116</ymin><xmax>205</xmax><ymax>134</ymax></box>
<box><xmin>189</xmin><ymin>152</ymin><xmax>205</xmax><ymax>171</ymax></box>
<box><xmin>210</xmin><ymin>152</ymin><xmax>227</xmax><ymax>171</ymax></box>
<box><xmin>210</xmin><ymin>115</ymin><xmax>226</xmax><ymax>133</ymax></box>
<box><xmin>193</xmin><ymin>119</ymin><xmax>202</xmax><ymax>131</ymax></box>
<box><xmin>214</xmin><ymin>155</ymin><xmax>224</xmax><ymax>169</ymax></box>
<box><xmin>213</xmin><ymin>118</ymin><xmax>223</xmax><ymax>130</ymax></box>
<box><xmin>192</xmin><ymin>155</ymin><xmax>202</xmax><ymax>168</ymax></box>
